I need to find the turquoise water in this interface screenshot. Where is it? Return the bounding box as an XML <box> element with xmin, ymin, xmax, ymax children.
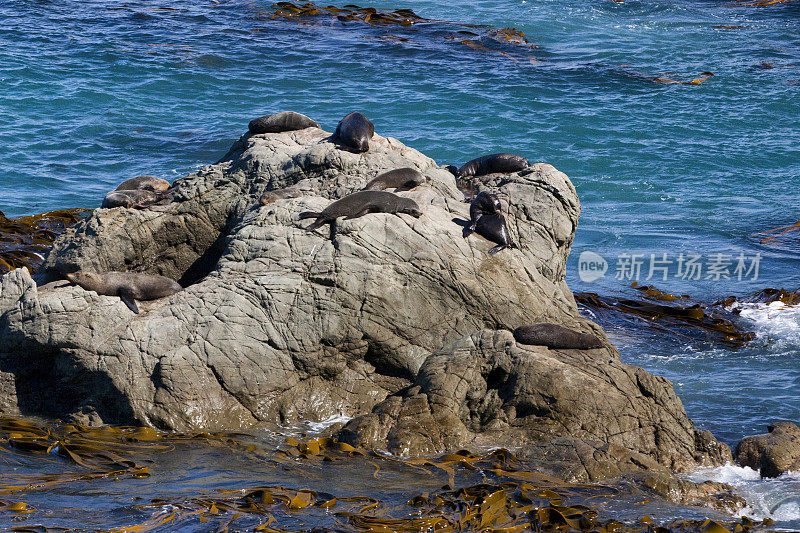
<box><xmin>1</xmin><ymin>0</ymin><xmax>800</xmax><ymax>526</ymax></box>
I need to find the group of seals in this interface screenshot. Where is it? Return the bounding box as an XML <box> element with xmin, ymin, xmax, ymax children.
<box><xmin>65</xmin><ymin>271</ymin><xmax>182</xmax><ymax>314</ymax></box>
<box><xmin>77</xmin><ymin>177</ymin><xmax>182</xmax><ymax>311</ymax></box>
<box><xmin>102</xmin><ymin>175</ymin><xmax>172</xmax><ymax>209</ymax></box>
<box><xmin>462</xmin><ymin>191</ymin><xmax>515</xmax><ymax>255</ymax></box>
<box><xmin>248</xmin><ymin>111</ymin><xmax>320</xmax><ymax>134</ymax></box>
<box><xmin>299</xmin><ymin>190</ymin><xmax>422</xmax><ymax>233</ymax></box>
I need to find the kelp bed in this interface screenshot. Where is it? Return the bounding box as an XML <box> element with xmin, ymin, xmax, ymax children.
<box><xmin>0</xmin><ymin>417</ymin><xmax>773</xmax><ymax>532</ymax></box>
<box><xmin>0</xmin><ymin>210</ymin><xmax>90</xmax><ymax>275</ymax></box>
<box><xmin>577</xmin><ymin>282</ymin><xmax>800</xmax><ymax>347</ymax></box>
<box><xmin>576</xmin><ymin>283</ymin><xmax>756</xmax><ymax>347</ymax></box>
<box><xmin>256</xmin><ymin>2</ymin><xmax>713</xmax><ymax>84</ymax></box>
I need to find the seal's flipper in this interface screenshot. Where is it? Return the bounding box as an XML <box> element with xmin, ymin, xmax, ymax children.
<box><xmin>488</xmin><ymin>244</ymin><xmax>508</xmax><ymax>255</ymax></box>
<box><xmin>304</xmin><ymin>219</ymin><xmax>325</xmax><ymax>232</ymax></box>
<box><xmin>119</xmin><ymin>289</ymin><xmax>140</xmax><ymax>314</ymax></box>
<box><xmin>298</xmin><ymin>211</ymin><xmax>321</xmax><ymax>220</ymax></box>
<box><xmin>462</xmin><ymin>226</ymin><xmax>475</xmax><ymax>238</ymax></box>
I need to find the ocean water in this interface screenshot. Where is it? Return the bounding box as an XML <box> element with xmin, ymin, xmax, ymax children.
<box><xmin>1</xmin><ymin>0</ymin><xmax>799</xmax><ymax>527</ymax></box>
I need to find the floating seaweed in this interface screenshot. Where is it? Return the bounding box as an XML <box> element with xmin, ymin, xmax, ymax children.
<box><xmin>754</xmin><ymin>219</ymin><xmax>800</xmax><ymax>244</ymax></box>
<box><xmin>576</xmin><ymin>285</ymin><xmax>755</xmax><ymax>347</ymax></box>
<box><xmin>0</xmin><ymin>419</ymin><xmax>777</xmax><ymax>531</ymax></box>
<box><xmin>730</xmin><ymin>0</ymin><xmax>799</xmax><ymax>6</ymax></box>
<box><xmin>715</xmin><ymin>287</ymin><xmax>800</xmax><ymax>307</ymax></box>
<box><xmin>263</xmin><ymin>1</ymin><xmax>541</xmax><ymax>63</ymax></box>
<box><xmin>0</xmin><ymin>417</ymin><xmax>252</xmax><ymax>495</ymax></box>
<box><xmin>0</xmin><ymin>209</ymin><xmax>90</xmax><ymax>275</ymax></box>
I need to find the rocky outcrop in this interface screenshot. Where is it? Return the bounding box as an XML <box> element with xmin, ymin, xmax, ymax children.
<box><xmin>735</xmin><ymin>421</ymin><xmax>800</xmax><ymax>478</ymax></box>
<box><xmin>338</xmin><ymin>328</ymin><xmax>731</xmax><ymax>480</ymax></box>
<box><xmin>0</xmin><ymin>121</ymin><xmax>730</xmax><ymax>485</ymax></box>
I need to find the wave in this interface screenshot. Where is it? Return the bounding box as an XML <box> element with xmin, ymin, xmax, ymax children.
<box><xmin>686</xmin><ymin>463</ymin><xmax>800</xmax><ymax>524</ymax></box>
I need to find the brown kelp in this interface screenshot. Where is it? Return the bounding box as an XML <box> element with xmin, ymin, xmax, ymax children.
<box><xmin>0</xmin><ymin>417</ymin><xmax>252</xmax><ymax>495</ymax></box>
<box><xmin>262</xmin><ymin>1</ymin><xmax>541</xmax><ymax>63</ymax></box>
<box><xmin>0</xmin><ymin>419</ymin><xmax>777</xmax><ymax>531</ymax></box>
<box><xmin>101</xmin><ymin>437</ymin><xmax>771</xmax><ymax>532</ymax></box>
<box><xmin>731</xmin><ymin>0</ymin><xmax>799</xmax><ymax>6</ymax></box>
<box><xmin>576</xmin><ymin>284</ymin><xmax>755</xmax><ymax>347</ymax></box>
<box><xmin>716</xmin><ymin>287</ymin><xmax>800</xmax><ymax>307</ymax></box>
<box><xmin>754</xmin><ymin>220</ymin><xmax>800</xmax><ymax>244</ymax></box>
<box><xmin>0</xmin><ymin>209</ymin><xmax>90</xmax><ymax>275</ymax></box>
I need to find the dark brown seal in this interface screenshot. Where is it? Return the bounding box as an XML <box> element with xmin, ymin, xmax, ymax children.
<box><xmin>102</xmin><ymin>189</ymin><xmax>170</xmax><ymax>209</ymax></box>
<box><xmin>259</xmin><ymin>187</ymin><xmax>303</xmax><ymax>205</ymax></box>
<box><xmin>334</xmin><ymin>112</ymin><xmax>374</xmax><ymax>153</ymax></box>
<box><xmin>299</xmin><ymin>190</ymin><xmax>422</xmax><ymax>232</ymax></box>
<box><xmin>248</xmin><ymin>111</ymin><xmax>320</xmax><ymax>134</ymax></box>
<box><xmin>65</xmin><ymin>271</ymin><xmax>182</xmax><ymax>314</ymax></box>
<box><xmin>457</xmin><ymin>153</ymin><xmax>529</xmax><ymax>178</ymax></box>
<box><xmin>513</xmin><ymin>323</ymin><xmax>604</xmax><ymax>350</ymax></box>
<box><xmin>363</xmin><ymin>168</ymin><xmax>425</xmax><ymax>191</ymax></box>
<box><xmin>464</xmin><ymin>191</ymin><xmax>501</xmax><ymax>235</ymax></box>
<box><xmin>464</xmin><ymin>213</ymin><xmax>515</xmax><ymax>255</ymax></box>
<box><xmin>115</xmin><ymin>175</ymin><xmax>171</xmax><ymax>192</ymax></box>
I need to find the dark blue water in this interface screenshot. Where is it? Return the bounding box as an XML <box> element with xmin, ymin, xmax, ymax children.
<box><xmin>1</xmin><ymin>0</ymin><xmax>799</xmax><ymax>525</ymax></box>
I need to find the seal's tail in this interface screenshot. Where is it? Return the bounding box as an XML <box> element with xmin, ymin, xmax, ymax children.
<box><xmin>298</xmin><ymin>211</ymin><xmax>320</xmax><ymax>220</ymax></box>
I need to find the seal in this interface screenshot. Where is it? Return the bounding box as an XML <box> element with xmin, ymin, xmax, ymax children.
<box><xmin>299</xmin><ymin>190</ymin><xmax>422</xmax><ymax>233</ymax></box>
<box><xmin>102</xmin><ymin>189</ymin><xmax>169</xmax><ymax>209</ymax></box>
<box><xmin>463</xmin><ymin>191</ymin><xmax>502</xmax><ymax>236</ymax></box>
<box><xmin>259</xmin><ymin>187</ymin><xmax>303</xmax><ymax>205</ymax></box>
<box><xmin>457</xmin><ymin>153</ymin><xmax>529</xmax><ymax>178</ymax></box>
<box><xmin>115</xmin><ymin>175</ymin><xmax>171</xmax><ymax>192</ymax></box>
<box><xmin>363</xmin><ymin>168</ymin><xmax>425</xmax><ymax>191</ymax></box>
<box><xmin>249</xmin><ymin>111</ymin><xmax>320</xmax><ymax>134</ymax></box>
<box><xmin>65</xmin><ymin>270</ymin><xmax>182</xmax><ymax>314</ymax></box>
<box><xmin>464</xmin><ymin>213</ymin><xmax>515</xmax><ymax>255</ymax></box>
<box><xmin>513</xmin><ymin>323</ymin><xmax>604</xmax><ymax>350</ymax></box>
<box><xmin>333</xmin><ymin>112</ymin><xmax>374</xmax><ymax>153</ymax></box>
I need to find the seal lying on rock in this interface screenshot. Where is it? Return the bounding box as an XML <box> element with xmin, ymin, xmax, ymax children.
<box><xmin>513</xmin><ymin>323</ymin><xmax>603</xmax><ymax>349</ymax></box>
<box><xmin>115</xmin><ymin>175</ymin><xmax>171</xmax><ymax>192</ymax></box>
<box><xmin>102</xmin><ymin>175</ymin><xmax>173</xmax><ymax>209</ymax></box>
<box><xmin>65</xmin><ymin>271</ymin><xmax>183</xmax><ymax>314</ymax></box>
<box><xmin>333</xmin><ymin>112</ymin><xmax>374</xmax><ymax>153</ymax></box>
<box><xmin>363</xmin><ymin>168</ymin><xmax>425</xmax><ymax>191</ymax></box>
<box><xmin>299</xmin><ymin>190</ymin><xmax>422</xmax><ymax>232</ymax></box>
<box><xmin>259</xmin><ymin>187</ymin><xmax>303</xmax><ymax>205</ymax></box>
<box><xmin>464</xmin><ymin>213</ymin><xmax>515</xmax><ymax>255</ymax></box>
<box><xmin>458</xmin><ymin>153</ymin><xmax>529</xmax><ymax>178</ymax></box>
<box><xmin>102</xmin><ymin>189</ymin><xmax>170</xmax><ymax>209</ymax></box>
<box><xmin>248</xmin><ymin>111</ymin><xmax>320</xmax><ymax>134</ymax></box>
<box><xmin>464</xmin><ymin>191</ymin><xmax>502</xmax><ymax>236</ymax></box>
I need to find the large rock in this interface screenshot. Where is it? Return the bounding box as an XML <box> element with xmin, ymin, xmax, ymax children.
<box><xmin>735</xmin><ymin>421</ymin><xmax>800</xmax><ymax>478</ymax></box>
<box><xmin>338</xmin><ymin>328</ymin><xmax>731</xmax><ymax>480</ymax></box>
<box><xmin>0</xmin><ymin>122</ymin><xmax>729</xmax><ymax>483</ymax></box>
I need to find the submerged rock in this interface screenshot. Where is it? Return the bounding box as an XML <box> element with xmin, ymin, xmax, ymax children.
<box><xmin>0</xmin><ymin>121</ymin><xmax>730</xmax><ymax>485</ymax></box>
<box><xmin>735</xmin><ymin>421</ymin><xmax>800</xmax><ymax>478</ymax></box>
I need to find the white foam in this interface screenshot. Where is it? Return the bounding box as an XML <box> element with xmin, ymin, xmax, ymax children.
<box><xmin>304</xmin><ymin>414</ymin><xmax>352</xmax><ymax>433</ymax></box>
<box><xmin>730</xmin><ymin>301</ymin><xmax>800</xmax><ymax>350</ymax></box>
<box><xmin>686</xmin><ymin>463</ymin><xmax>800</xmax><ymax>523</ymax></box>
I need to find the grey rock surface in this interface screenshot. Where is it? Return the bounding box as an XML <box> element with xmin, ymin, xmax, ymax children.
<box><xmin>338</xmin><ymin>328</ymin><xmax>731</xmax><ymax>480</ymax></box>
<box><xmin>735</xmin><ymin>421</ymin><xmax>800</xmax><ymax>478</ymax></box>
<box><xmin>0</xmin><ymin>124</ymin><xmax>729</xmax><ymax>483</ymax></box>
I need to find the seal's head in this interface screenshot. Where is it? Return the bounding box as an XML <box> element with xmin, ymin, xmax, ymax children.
<box><xmin>65</xmin><ymin>271</ymin><xmax>102</xmax><ymax>291</ymax></box>
<box><xmin>398</xmin><ymin>198</ymin><xmax>423</xmax><ymax>218</ymax></box>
